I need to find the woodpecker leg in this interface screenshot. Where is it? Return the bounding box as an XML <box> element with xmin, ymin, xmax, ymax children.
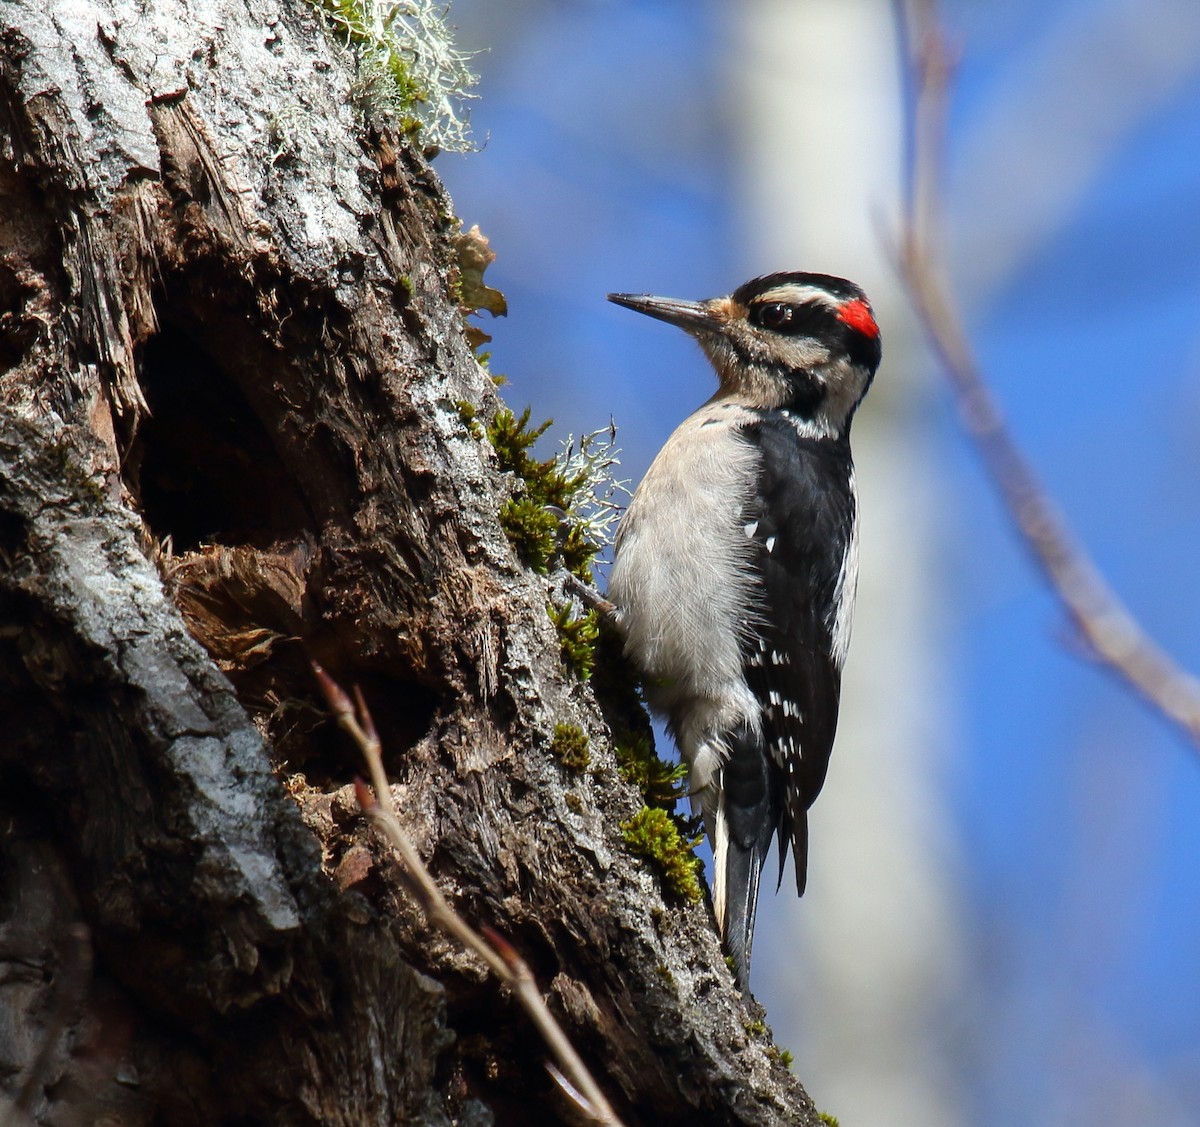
<box><xmin>560</xmin><ymin>570</ymin><xmax>618</xmax><ymax>622</ymax></box>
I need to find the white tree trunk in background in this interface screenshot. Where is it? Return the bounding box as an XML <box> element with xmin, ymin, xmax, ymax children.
<box><xmin>732</xmin><ymin>4</ymin><xmax>966</xmax><ymax>1125</ymax></box>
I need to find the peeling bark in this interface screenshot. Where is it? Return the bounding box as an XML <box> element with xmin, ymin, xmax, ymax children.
<box><xmin>0</xmin><ymin>1</ymin><xmax>821</xmax><ymax>1123</ymax></box>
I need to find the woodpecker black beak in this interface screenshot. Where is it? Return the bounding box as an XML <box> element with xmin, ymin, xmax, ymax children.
<box><xmin>607</xmin><ymin>292</ymin><xmax>722</xmax><ymax>334</ymax></box>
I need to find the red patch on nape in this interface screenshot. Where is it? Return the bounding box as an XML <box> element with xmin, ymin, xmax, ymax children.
<box><xmin>837</xmin><ymin>299</ymin><xmax>879</xmax><ymax>338</ymax></box>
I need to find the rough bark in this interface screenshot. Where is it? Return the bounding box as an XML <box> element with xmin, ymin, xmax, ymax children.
<box><xmin>0</xmin><ymin>1</ymin><xmax>821</xmax><ymax>1123</ymax></box>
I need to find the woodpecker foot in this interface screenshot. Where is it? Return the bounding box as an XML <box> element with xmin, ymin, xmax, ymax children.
<box><xmin>560</xmin><ymin>570</ymin><xmax>617</xmax><ymax>622</ymax></box>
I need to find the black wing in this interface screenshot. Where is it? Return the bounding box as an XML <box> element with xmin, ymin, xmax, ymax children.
<box><xmin>737</xmin><ymin>412</ymin><xmax>855</xmax><ymax>895</ymax></box>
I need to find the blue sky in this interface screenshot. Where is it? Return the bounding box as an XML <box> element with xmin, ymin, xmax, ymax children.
<box><xmin>438</xmin><ymin>3</ymin><xmax>1200</xmax><ymax>1123</ymax></box>
<box><xmin>945</xmin><ymin>24</ymin><xmax>1200</xmax><ymax>1117</ymax></box>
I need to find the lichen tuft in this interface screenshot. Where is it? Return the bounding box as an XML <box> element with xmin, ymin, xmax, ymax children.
<box><xmin>306</xmin><ymin>0</ymin><xmax>477</xmax><ymax>151</ymax></box>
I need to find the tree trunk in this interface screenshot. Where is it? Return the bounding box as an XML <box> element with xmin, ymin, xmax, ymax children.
<box><xmin>0</xmin><ymin>2</ymin><xmax>820</xmax><ymax>1123</ymax></box>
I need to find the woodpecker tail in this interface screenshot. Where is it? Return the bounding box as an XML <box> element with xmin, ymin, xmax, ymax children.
<box><xmin>708</xmin><ymin>722</ymin><xmax>780</xmax><ymax>992</ymax></box>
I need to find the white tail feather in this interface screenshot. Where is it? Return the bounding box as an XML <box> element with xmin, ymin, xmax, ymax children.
<box><xmin>711</xmin><ymin>789</ymin><xmax>729</xmax><ymax>938</ymax></box>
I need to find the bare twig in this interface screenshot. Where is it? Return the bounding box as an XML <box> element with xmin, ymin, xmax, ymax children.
<box><xmin>893</xmin><ymin>0</ymin><xmax>1200</xmax><ymax>752</ymax></box>
<box><xmin>312</xmin><ymin>663</ymin><xmax>624</xmax><ymax>1127</ymax></box>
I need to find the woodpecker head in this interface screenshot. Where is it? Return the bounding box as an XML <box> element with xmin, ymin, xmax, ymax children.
<box><xmin>608</xmin><ymin>271</ymin><xmax>881</xmax><ymax>439</ymax></box>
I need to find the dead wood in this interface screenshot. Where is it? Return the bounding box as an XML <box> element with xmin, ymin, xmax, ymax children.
<box><xmin>0</xmin><ymin>1</ymin><xmax>819</xmax><ymax>1123</ymax></box>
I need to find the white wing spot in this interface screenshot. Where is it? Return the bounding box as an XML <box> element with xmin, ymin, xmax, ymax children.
<box><xmin>744</xmin><ymin>520</ymin><xmax>759</xmax><ymax>538</ymax></box>
<box><xmin>765</xmin><ymin>535</ymin><xmax>777</xmax><ymax>553</ymax></box>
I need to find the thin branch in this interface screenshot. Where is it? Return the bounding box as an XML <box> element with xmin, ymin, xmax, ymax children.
<box><xmin>894</xmin><ymin>0</ymin><xmax>1200</xmax><ymax>752</ymax></box>
<box><xmin>311</xmin><ymin>663</ymin><xmax>624</xmax><ymax>1127</ymax></box>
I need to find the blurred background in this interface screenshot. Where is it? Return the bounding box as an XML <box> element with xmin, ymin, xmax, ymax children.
<box><xmin>435</xmin><ymin>2</ymin><xmax>1200</xmax><ymax>1124</ymax></box>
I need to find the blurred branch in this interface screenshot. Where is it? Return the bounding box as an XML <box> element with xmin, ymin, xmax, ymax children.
<box><xmin>894</xmin><ymin>0</ymin><xmax>1200</xmax><ymax>753</ymax></box>
<box><xmin>311</xmin><ymin>663</ymin><xmax>624</xmax><ymax>1127</ymax></box>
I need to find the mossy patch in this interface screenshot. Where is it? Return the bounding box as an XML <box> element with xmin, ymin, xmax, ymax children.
<box><xmin>620</xmin><ymin>806</ymin><xmax>703</xmax><ymax>904</ymax></box>
<box><xmin>590</xmin><ymin>633</ymin><xmax>702</xmax><ymax>897</ymax></box>
<box><xmin>550</xmin><ymin>723</ymin><xmax>590</xmax><ymax>772</ymax></box>
<box><xmin>613</xmin><ymin>730</ymin><xmax>686</xmax><ymax>810</ymax></box>
<box><xmin>455</xmin><ymin>398</ymin><xmax>484</xmax><ymax>439</ymax></box>
<box><xmin>547</xmin><ymin>603</ymin><xmax>599</xmax><ymax>680</ymax></box>
<box><xmin>487</xmin><ymin>406</ymin><xmax>621</xmax><ymax>582</ymax></box>
<box><xmin>502</xmin><ymin>498</ymin><xmax>560</xmax><ymax>573</ymax></box>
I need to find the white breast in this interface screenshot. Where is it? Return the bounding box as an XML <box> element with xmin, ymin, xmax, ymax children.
<box><xmin>608</xmin><ymin>402</ymin><xmax>762</xmax><ymax>780</ymax></box>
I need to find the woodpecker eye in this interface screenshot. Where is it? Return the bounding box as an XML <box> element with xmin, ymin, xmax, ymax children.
<box><xmin>753</xmin><ymin>302</ymin><xmax>795</xmax><ymax>331</ymax></box>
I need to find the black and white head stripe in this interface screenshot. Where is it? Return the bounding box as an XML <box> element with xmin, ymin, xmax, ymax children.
<box><xmin>733</xmin><ymin>272</ymin><xmax>882</xmax><ymax>372</ymax></box>
<box><xmin>732</xmin><ymin>271</ymin><xmax>872</xmax><ymax>310</ymax></box>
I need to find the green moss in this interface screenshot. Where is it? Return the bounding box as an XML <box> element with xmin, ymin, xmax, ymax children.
<box><xmin>550</xmin><ymin>723</ymin><xmax>590</xmax><ymax>772</ymax></box>
<box><xmin>487</xmin><ymin>406</ymin><xmax>602</xmax><ymax>581</ymax></box>
<box><xmin>455</xmin><ymin>399</ymin><xmax>484</xmax><ymax>440</ymax></box>
<box><xmin>613</xmin><ymin>730</ymin><xmax>687</xmax><ymax>810</ymax></box>
<box><xmin>487</xmin><ymin>405</ymin><xmax>551</xmax><ymax>475</ymax></box>
<box><xmin>490</xmin><ymin>407</ymin><xmax>588</xmax><ymax>529</ymax></box>
<box><xmin>818</xmin><ymin>1115</ymin><xmax>840</xmax><ymax>1127</ymax></box>
<box><xmin>746</xmin><ymin>1018</ymin><xmax>795</xmax><ymax>1069</ymax></box>
<box><xmin>500</xmin><ymin>497</ymin><xmax>559</xmax><ymax>572</ymax></box>
<box><xmin>586</xmin><ymin>627</ymin><xmax>701</xmax><ymax>905</ymax></box>
<box><xmin>621</xmin><ymin>806</ymin><xmax>703</xmax><ymax>904</ymax></box>
<box><xmin>547</xmin><ymin>603</ymin><xmax>598</xmax><ymax>680</ymax></box>
<box><xmin>556</xmin><ymin>521</ymin><xmax>599</xmax><ymax>580</ymax></box>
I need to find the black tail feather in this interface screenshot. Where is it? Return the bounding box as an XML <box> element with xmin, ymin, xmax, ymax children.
<box><xmin>719</xmin><ymin>825</ymin><xmax>774</xmax><ymax>990</ymax></box>
<box><xmin>776</xmin><ymin>803</ymin><xmax>809</xmax><ymax>896</ymax></box>
<box><xmin>713</xmin><ymin>722</ymin><xmax>782</xmax><ymax>992</ymax></box>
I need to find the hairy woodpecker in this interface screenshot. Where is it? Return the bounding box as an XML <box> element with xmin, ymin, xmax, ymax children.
<box><xmin>606</xmin><ymin>272</ymin><xmax>881</xmax><ymax>991</ymax></box>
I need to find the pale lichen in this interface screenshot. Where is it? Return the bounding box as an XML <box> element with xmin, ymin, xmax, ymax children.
<box><xmin>308</xmin><ymin>0</ymin><xmax>477</xmax><ymax>151</ymax></box>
